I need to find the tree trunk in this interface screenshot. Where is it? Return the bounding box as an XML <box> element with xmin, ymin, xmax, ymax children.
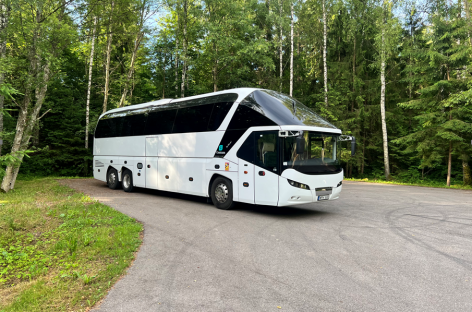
<box><xmin>352</xmin><ymin>35</ymin><xmax>356</xmax><ymax>112</ymax></box>
<box><xmin>118</xmin><ymin>32</ymin><xmax>143</xmax><ymax>107</ymax></box>
<box><xmin>180</xmin><ymin>0</ymin><xmax>187</xmax><ymax>98</ymax></box>
<box><xmin>0</xmin><ymin>1</ymin><xmax>8</xmax><ymax>156</ymax></box>
<box><xmin>463</xmin><ymin>154</ymin><xmax>471</xmax><ymax>186</ymax></box>
<box><xmin>465</xmin><ymin>0</ymin><xmax>471</xmax><ymax>45</ymax></box>
<box><xmin>446</xmin><ymin>141</ymin><xmax>452</xmax><ymax>187</ymax></box>
<box><xmin>279</xmin><ymin>0</ymin><xmax>283</xmax><ymax>92</ymax></box>
<box><xmin>213</xmin><ymin>42</ymin><xmax>218</xmax><ymax>92</ymax></box>
<box><xmin>103</xmin><ymin>1</ymin><xmax>115</xmax><ymax>114</ymax></box>
<box><xmin>9</xmin><ymin>64</ymin><xmax>50</xmax><ymax>189</ymax></box>
<box><xmin>323</xmin><ymin>0</ymin><xmax>328</xmax><ymax>107</ymax></box>
<box><xmin>289</xmin><ymin>1</ymin><xmax>293</xmax><ymax>97</ymax></box>
<box><xmin>1</xmin><ymin>106</ymin><xmax>28</xmax><ymax>192</ymax></box>
<box><xmin>175</xmin><ymin>9</ymin><xmax>179</xmax><ymax>98</ymax></box>
<box><xmin>380</xmin><ymin>25</ymin><xmax>390</xmax><ymax>179</ymax></box>
<box><xmin>85</xmin><ymin>16</ymin><xmax>97</xmax><ymax>149</ymax></box>
<box><xmin>361</xmin><ymin>130</ymin><xmax>365</xmax><ymax>175</ymax></box>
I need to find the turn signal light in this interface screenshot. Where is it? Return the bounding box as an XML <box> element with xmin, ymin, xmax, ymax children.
<box><xmin>287</xmin><ymin>179</ymin><xmax>310</xmax><ymax>190</ymax></box>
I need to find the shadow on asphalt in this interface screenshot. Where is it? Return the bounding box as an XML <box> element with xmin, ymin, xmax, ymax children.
<box><xmin>132</xmin><ymin>186</ymin><xmax>331</xmax><ymax>219</ymax></box>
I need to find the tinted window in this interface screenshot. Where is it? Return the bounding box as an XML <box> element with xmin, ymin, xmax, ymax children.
<box><xmin>208</xmin><ymin>102</ymin><xmax>233</xmax><ymax>131</ymax></box>
<box><xmin>121</xmin><ymin>114</ymin><xmax>147</xmax><ymax>136</ymax></box>
<box><xmin>236</xmin><ymin>132</ymin><xmax>254</xmax><ymax>163</ymax></box>
<box><xmin>145</xmin><ymin>108</ymin><xmax>177</xmax><ymax>135</ymax></box>
<box><xmin>95</xmin><ymin>117</ymin><xmax>123</xmax><ymax>138</ymax></box>
<box><xmin>227</xmin><ymin>105</ymin><xmax>276</xmax><ymax>130</ymax></box>
<box><xmin>173</xmin><ymin>103</ymin><xmax>214</xmax><ymax>133</ymax></box>
<box><xmin>214</xmin><ymin>129</ymin><xmax>246</xmax><ymax>158</ymax></box>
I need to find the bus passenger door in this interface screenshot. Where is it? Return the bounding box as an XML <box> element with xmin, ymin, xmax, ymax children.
<box><xmin>254</xmin><ymin>131</ymin><xmax>279</xmax><ymax>206</ymax></box>
<box><xmin>145</xmin><ymin>157</ymin><xmax>158</xmax><ymax>189</ymax></box>
<box><xmin>145</xmin><ymin>137</ymin><xmax>159</xmax><ymax>189</ymax></box>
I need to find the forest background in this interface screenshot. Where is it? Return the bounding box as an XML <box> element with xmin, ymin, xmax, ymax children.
<box><xmin>0</xmin><ymin>0</ymin><xmax>471</xmax><ymax>192</ymax></box>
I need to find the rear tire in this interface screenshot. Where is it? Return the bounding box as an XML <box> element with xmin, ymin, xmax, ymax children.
<box><xmin>107</xmin><ymin>168</ymin><xmax>120</xmax><ymax>190</ymax></box>
<box><xmin>122</xmin><ymin>169</ymin><xmax>134</xmax><ymax>192</ymax></box>
<box><xmin>210</xmin><ymin>177</ymin><xmax>235</xmax><ymax>210</ymax></box>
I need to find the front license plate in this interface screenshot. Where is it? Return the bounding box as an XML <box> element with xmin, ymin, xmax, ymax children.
<box><xmin>318</xmin><ymin>195</ymin><xmax>329</xmax><ymax>201</ymax></box>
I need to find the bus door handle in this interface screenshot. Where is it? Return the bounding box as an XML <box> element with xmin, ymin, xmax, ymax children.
<box><xmin>258</xmin><ymin>171</ymin><xmax>265</xmax><ymax>176</ymax></box>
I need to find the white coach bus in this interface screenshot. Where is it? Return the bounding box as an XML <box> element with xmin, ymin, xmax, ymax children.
<box><xmin>93</xmin><ymin>88</ymin><xmax>355</xmax><ymax>209</ymax></box>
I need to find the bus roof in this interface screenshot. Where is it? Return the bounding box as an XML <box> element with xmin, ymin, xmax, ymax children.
<box><xmin>100</xmin><ymin>88</ymin><xmax>258</xmax><ymax>118</ymax></box>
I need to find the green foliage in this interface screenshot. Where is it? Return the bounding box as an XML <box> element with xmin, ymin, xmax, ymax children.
<box><xmin>0</xmin><ymin>178</ymin><xmax>142</xmax><ymax>310</ymax></box>
<box><xmin>0</xmin><ymin>0</ymin><xmax>470</xmax><ymax>186</ymax></box>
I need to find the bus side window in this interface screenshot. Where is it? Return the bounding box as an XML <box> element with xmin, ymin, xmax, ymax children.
<box><xmin>145</xmin><ymin>109</ymin><xmax>177</xmax><ymax>135</ymax></box>
<box><xmin>207</xmin><ymin>102</ymin><xmax>233</xmax><ymax>131</ymax></box>
<box><xmin>173</xmin><ymin>104</ymin><xmax>214</xmax><ymax>133</ymax></box>
<box><xmin>236</xmin><ymin>132</ymin><xmax>254</xmax><ymax>163</ymax></box>
<box><xmin>255</xmin><ymin>132</ymin><xmax>278</xmax><ymax>171</ymax></box>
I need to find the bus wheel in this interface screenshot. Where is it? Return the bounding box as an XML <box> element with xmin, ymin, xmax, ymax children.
<box><xmin>210</xmin><ymin>177</ymin><xmax>235</xmax><ymax>210</ymax></box>
<box><xmin>107</xmin><ymin>168</ymin><xmax>121</xmax><ymax>190</ymax></box>
<box><xmin>122</xmin><ymin>169</ymin><xmax>134</xmax><ymax>192</ymax></box>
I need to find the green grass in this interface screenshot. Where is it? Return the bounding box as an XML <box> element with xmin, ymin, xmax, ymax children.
<box><xmin>0</xmin><ymin>178</ymin><xmax>143</xmax><ymax>311</ymax></box>
<box><xmin>345</xmin><ymin>177</ymin><xmax>472</xmax><ymax>190</ymax></box>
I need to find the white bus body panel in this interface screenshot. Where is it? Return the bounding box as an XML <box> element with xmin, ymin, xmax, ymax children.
<box><xmin>255</xmin><ymin>169</ymin><xmax>279</xmax><ymax>206</ymax></box>
<box><xmin>278</xmin><ymin>169</ymin><xmax>344</xmax><ymax>207</ymax></box>
<box><xmin>157</xmin><ymin>132</ymin><xmax>224</xmax><ymax>157</ymax></box>
<box><xmin>94</xmin><ymin>137</ymin><xmax>146</xmax><ymax>157</ymax></box>
<box><xmin>238</xmin><ymin>161</ymin><xmax>255</xmax><ymax>204</ymax></box>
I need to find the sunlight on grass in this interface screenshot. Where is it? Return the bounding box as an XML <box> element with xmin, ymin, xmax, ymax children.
<box><xmin>0</xmin><ymin>178</ymin><xmax>143</xmax><ymax>311</ymax></box>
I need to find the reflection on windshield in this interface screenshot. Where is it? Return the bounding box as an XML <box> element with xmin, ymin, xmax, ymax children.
<box><xmin>240</xmin><ymin>90</ymin><xmax>337</xmax><ymax>129</ymax></box>
<box><xmin>282</xmin><ymin>132</ymin><xmax>342</xmax><ymax>175</ymax></box>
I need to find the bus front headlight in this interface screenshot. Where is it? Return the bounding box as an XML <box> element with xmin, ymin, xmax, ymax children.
<box><xmin>287</xmin><ymin>179</ymin><xmax>310</xmax><ymax>190</ymax></box>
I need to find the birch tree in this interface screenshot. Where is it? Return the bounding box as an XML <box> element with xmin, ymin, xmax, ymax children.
<box><xmin>180</xmin><ymin>0</ymin><xmax>187</xmax><ymax>98</ymax></box>
<box><xmin>323</xmin><ymin>0</ymin><xmax>328</xmax><ymax>106</ymax></box>
<box><xmin>1</xmin><ymin>0</ymin><xmax>73</xmax><ymax>192</ymax></box>
<box><xmin>289</xmin><ymin>1</ymin><xmax>294</xmax><ymax>96</ymax></box>
<box><xmin>279</xmin><ymin>0</ymin><xmax>283</xmax><ymax>92</ymax></box>
<box><xmin>0</xmin><ymin>0</ymin><xmax>10</xmax><ymax>154</ymax></box>
<box><xmin>85</xmin><ymin>16</ymin><xmax>97</xmax><ymax>149</ymax></box>
<box><xmin>103</xmin><ymin>1</ymin><xmax>115</xmax><ymax>114</ymax></box>
<box><xmin>118</xmin><ymin>0</ymin><xmax>158</xmax><ymax>107</ymax></box>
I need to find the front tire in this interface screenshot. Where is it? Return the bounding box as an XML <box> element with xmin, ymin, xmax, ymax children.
<box><xmin>107</xmin><ymin>168</ymin><xmax>121</xmax><ymax>190</ymax></box>
<box><xmin>210</xmin><ymin>177</ymin><xmax>235</xmax><ymax>210</ymax></box>
<box><xmin>122</xmin><ymin>169</ymin><xmax>134</xmax><ymax>192</ymax></box>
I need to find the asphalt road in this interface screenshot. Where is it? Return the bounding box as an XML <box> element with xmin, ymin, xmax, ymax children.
<box><xmin>61</xmin><ymin>179</ymin><xmax>472</xmax><ymax>312</ymax></box>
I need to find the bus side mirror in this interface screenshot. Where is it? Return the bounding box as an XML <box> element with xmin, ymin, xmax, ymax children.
<box><xmin>296</xmin><ymin>136</ymin><xmax>305</xmax><ymax>154</ymax></box>
<box><xmin>351</xmin><ymin>136</ymin><xmax>356</xmax><ymax>156</ymax></box>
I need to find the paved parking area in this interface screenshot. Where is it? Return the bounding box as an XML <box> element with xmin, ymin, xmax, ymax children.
<box><xmin>61</xmin><ymin>179</ymin><xmax>472</xmax><ymax>312</ymax></box>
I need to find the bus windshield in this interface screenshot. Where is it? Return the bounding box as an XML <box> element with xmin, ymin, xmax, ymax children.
<box><xmin>282</xmin><ymin>132</ymin><xmax>342</xmax><ymax>175</ymax></box>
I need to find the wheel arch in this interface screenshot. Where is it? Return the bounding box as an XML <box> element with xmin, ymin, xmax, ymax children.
<box><xmin>207</xmin><ymin>173</ymin><xmax>233</xmax><ymax>197</ymax></box>
<box><xmin>121</xmin><ymin>166</ymin><xmax>132</xmax><ymax>181</ymax></box>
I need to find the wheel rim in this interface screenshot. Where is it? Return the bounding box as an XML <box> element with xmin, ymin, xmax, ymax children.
<box><xmin>109</xmin><ymin>172</ymin><xmax>116</xmax><ymax>185</ymax></box>
<box><xmin>215</xmin><ymin>183</ymin><xmax>229</xmax><ymax>203</ymax></box>
<box><xmin>123</xmin><ymin>174</ymin><xmax>131</xmax><ymax>189</ymax></box>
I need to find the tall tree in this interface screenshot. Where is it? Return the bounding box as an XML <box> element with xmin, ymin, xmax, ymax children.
<box><xmin>323</xmin><ymin>0</ymin><xmax>328</xmax><ymax>106</ymax></box>
<box><xmin>103</xmin><ymin>0</ymin><xmax>115</xmax><ymax>114</ymax></box>
<box><xmin>289</xmin><ymin>1</ymin><xmax>294</xmax><ymax>96</ymax></box>
<box><xmin>180</xmin><ymin>0</ymin><xmax>187</xmax><ymax>97</ymax></box>
<box><xmin>85</xmin><ymin>16</ymin><xmax>97</xmax><ymax>149</ymax></box>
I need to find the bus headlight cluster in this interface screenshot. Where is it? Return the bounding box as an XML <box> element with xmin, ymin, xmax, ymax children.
<box><xmin>287</xmin><ymin>179</ymin><xmax>310</xmax><ymax>190</ymax></box>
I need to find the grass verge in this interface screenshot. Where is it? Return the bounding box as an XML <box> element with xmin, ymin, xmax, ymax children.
<box><xmin>344</xmin><ymin>177</ymin><xmax>472</xmax><ymax>190</ymax></box>
<box><xmin>0</xmin><ymin>178</ymin><xmax>143</xmax><ymax>311</ymax></box>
